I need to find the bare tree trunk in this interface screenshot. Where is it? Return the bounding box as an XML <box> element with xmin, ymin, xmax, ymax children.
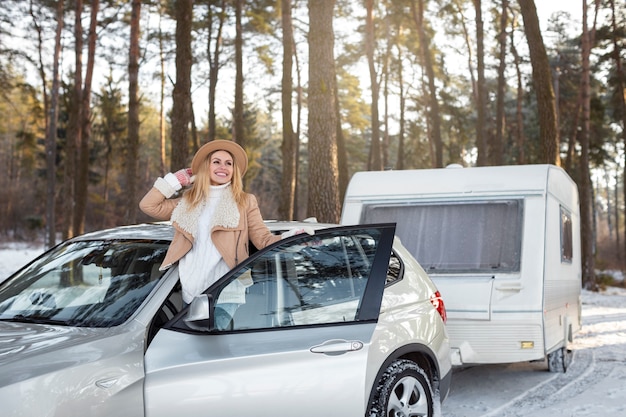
<box><xmin>158</xmin><ymin>1</ymin><xmax>167</xmax><ymax>174</ymax></box>
<box><xmin>102</xmin><ymin>124</ymin><xmax>111</xmax><ymax>230</ymax></box>
<box><xmin>190</xmin><ymin>99</ymin><xmax>198</xmax><ymax>152</ymax></box>
<box><xmin>564</xmin><ymin>90</ymin><xmax>581</xmax><ymax>172</ymax></box>
<box><xmin>365</xmin><ymin>0</ymin><xmax>382</xmax><ymax>171</ymax></box>
<box><xmin>294</xmin><ymin>32</ymin><xmax>303</xmax><ymax>219</ymax></box>
<box><xmin>125</xmin><ymin>0</ymin><xmax>141</xmax><ymax>225</ymax></box>
<box><xmin>30</xmin><ymin>1</ymin><xmax>49</xmax><ymax>142</ymax></box>
<box><xmin>412</xmin><ymin>0</ymin><xmax>443</xmax><ymax>168</ymax></box>
<box><xmin>510</xmin><ymin>20</ymin><xmax>526</xmax><ymax>164</ymax></box>
<box><xmin>518</xmin><ymin>0</ymin><xmax>560</xmax><ymax>165</ymax></box>
<box><xmin>382</xmin><ymin>16</ymin><xmax>391</xmax><ymax>169</ymax></box>
<box><xmin>475</xmin><ymin>0</ymin><xmax>488</xmax><ymax>166</ymax></box>
<box><xmin>616</xmin><ymin>168</ymin><xmax>622</xmax><ymax>263</ymax></box>
<box><xmin>279</xmin><ymin>0</ymin><xmax>296</xmax><ymax>220</ymax></box>
<box><xmin>609</xmin><ymin>0</ymin><xmax>626</xmax><ymax>261</ymax></box>
<box><xmin>335</xmin><ymin>74</ymin><xmax>349</xmax><ymax>203</ymax></box>
<box><xmin>307</xmin><ymin>0</ymin><xmax>340</xmax><ymax>223</ymax></box>
<box><xmin>171</xmin><ymin>0</ymin><xmax>193</xmax><ymax>170</ymax></box>
<box><xmin>42</xmin><ymin>0</ymin><xmax>64</xmax><ymax>247</ymax></box>
<box><xmin>493</xmin><ymin>0</ymin><xmax>508</xmax><ymax>165</ymax></box>
<box><xmin>605</xmin><ymin>167</ymin><xmax>613</xmax><ymax>241</ymax></box>
<box><xmin>64</xmin><ymin>0</ymin><xmax>84</xmax><ymax>239</ymax></box>
<box><xmin>207</xmin><ymin>0</ymin><xmax>226</xmax><ymax>143</ymax></box>
<box><xmin>580</xmin><ymin>0</ymin><xmax>596</xmax><ymax>289</ymax></box>
<box><xmin>74</xmin><ymin>0</ymin><xmax>99</xmax><ymax>235</ymax></box>
<box><xmin>396</xmin><ymin>44</ymin><xmax>406</xmax><ymax>170</ymax></box>
<box><xmin>234</xmin><ymin>0</ymin><xmax>245</xmax><ymax>149</ymax></box>
<box><xmin>48</xmin><ymin>0</ymin><xmax>64</xmax><ymax>245</ymax></box>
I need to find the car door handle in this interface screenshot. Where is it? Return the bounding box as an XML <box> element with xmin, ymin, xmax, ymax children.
<box><xmin>310</xmin><ymin>339</ymin><xmax>364</xmax><ymax>355</ymax></box>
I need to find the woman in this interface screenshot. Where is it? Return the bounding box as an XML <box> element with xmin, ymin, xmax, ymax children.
<box><xmin>140</xmin><ymin>139</ymin><xmax>300</xmax><ymax>305</ymax></box>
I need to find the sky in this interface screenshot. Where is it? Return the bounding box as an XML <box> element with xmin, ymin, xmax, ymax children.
<box><xmin>536</xmin><ymin>0</ymin><xmax>583</xmax><ymax>26</ymax></box>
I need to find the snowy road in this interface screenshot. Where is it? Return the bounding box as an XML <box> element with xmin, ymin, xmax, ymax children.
<box><xmin>1</xmin><ymin>244</ymin><xmax>625</xmax><ymax>417</ymax></box>
<box><xmin>442</xmin><ymin>288</ymin><xmax>626</xmax><ymax>417</ymax></box>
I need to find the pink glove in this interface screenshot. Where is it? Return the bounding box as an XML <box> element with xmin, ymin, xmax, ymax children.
<box><xmin>174</xmin><ymin>168</ymin><xmax>194</xmax><ymax>187</ymax></box>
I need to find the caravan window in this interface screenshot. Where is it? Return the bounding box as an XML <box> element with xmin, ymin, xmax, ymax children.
<box><xmin>361</xmin><ymin>200</ymin><xmax>523</xmax><ymax>273</ymax></box>
<box><xmin>560</xmin><ymin>206</ymin><xmax>573</xmax><ymax>263</ymax></box>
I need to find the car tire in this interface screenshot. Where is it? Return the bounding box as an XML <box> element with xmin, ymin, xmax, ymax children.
<box><xmin>367</xmin><ymin>359</ymin><xmax>434</xmax><ymax>417</ymax></box>
<box><xmin>547</xmin><ymin>346</ymin><xmax>572</xmax><ymax>373</ymax></box>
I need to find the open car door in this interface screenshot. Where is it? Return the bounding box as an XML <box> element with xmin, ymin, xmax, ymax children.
<box><xmin>143</xmin><ymin>224</ymin><xmax>395</xmax><ymax>417</ymax></box>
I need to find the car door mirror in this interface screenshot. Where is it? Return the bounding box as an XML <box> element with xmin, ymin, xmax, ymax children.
<box><xmin>184</xmin><ymin>294</ymin><xmax>211</xmax><ymax>331</ymax></box>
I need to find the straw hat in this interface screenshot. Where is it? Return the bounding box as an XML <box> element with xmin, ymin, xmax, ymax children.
<box><xmin>191</xmin><ymin>140</ymin><xmax>248</xmax><ymax>176</ymax></box>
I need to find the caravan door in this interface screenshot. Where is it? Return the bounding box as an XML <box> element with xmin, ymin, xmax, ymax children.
<box><xmin>359</xmin><ymin>199</ymin><xmax>523</xmax><ymax>322</ymax></box>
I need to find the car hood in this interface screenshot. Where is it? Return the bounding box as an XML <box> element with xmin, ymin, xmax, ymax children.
<box><xmin>0</xmin><ymin>320</ymin><xmax>106</xmax><ymax>359</ymax></box>
<box><xmin>0</xmin><ymin>320</ymin><xmax>118</xmax><ymax>386</ymax></box>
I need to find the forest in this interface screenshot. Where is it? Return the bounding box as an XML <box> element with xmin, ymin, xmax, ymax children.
<box><xmin>0</xmin><ymin>0</ymin><xmax>625</xmax><ymax>289</ymax></box>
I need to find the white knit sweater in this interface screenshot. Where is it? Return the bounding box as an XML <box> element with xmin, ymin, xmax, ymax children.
<box><xmin>178</xmin><ymin>183</ymin><xmax>231</xmax><ymax>303</ymax></box>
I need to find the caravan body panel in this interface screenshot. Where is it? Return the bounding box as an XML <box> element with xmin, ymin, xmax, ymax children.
<box><xmin>341</xmin><ymin>165</ymin><xmax>582</xmax><ymax>366</ymax></box>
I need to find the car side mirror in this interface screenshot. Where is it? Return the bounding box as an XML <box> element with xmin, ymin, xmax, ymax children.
<box><xmin>184</xmin><ymin>294</ymin><xmax>212</xmax><ymax>331</ymax></box>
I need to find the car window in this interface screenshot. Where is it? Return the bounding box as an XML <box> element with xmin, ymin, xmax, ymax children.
<box><xmin>0</xmin><ymin>240</ymin><xmax>168</xmax><ymax>327</ymax></box>
<box><xmin>386</xmin><ymin>251</ymin><xmax>403</xmax><ymax>285</ymax></box>
<box><xmin>212</xmin><ymin>228</ymin><xmax>384</xmax><ymax>331</ymax></box>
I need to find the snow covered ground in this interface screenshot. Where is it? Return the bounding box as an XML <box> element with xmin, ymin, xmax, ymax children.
<box><xmin>442</xmin><ymin>286</ymin><xmax>626</xmax><ymax>417</ymax></box>
<box><xmin>1</xmin><ymin>242</ymin><xmax>625</xmax><ymax>416</ymax></box>
<box><xmin>0</xmin><ymin>242</ymin><xmax>46</xmax><ymax>275</ymax></box>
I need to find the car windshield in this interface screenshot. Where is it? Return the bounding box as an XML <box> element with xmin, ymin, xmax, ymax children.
<box><xmin>0</xmin><ymin>239</ymin><xmax>169</xmax><ymax>327</ymax></box>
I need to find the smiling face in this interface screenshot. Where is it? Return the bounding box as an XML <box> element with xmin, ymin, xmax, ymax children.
<box><xmin>208</xmin><ymin>150</ymin><xmax>234</xmax><ymax>185</ymax></box>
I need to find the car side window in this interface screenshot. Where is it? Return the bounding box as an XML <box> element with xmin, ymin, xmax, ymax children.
<box><xmin>213</xmin><ymin>229</ymin><xmax>381</xmax><ymax>331</ymax></box>
<box><xmin>386</xmin><ymin>251</ymin><xmax>403</xmax><ymax>285</ymax></box>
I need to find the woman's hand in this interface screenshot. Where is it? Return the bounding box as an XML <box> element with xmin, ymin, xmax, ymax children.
<box><xmin>164</xmin><ymin>168</ymin><xmax>194</xmax><ymax>192</ymax></box>
<box><xmin>174</xmin><ymin>168</ymin><xmax>194</xmax><ymax>187</ymax></box>
<box><xmin>281</xmin><ymin>226</ymin><xmax>315</xmax><ymax>239</ymax></box>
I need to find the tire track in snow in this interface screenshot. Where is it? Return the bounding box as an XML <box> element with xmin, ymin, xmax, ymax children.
<box><xmin>582</xmin><ymin>312</ymin><xmax>626</xmax><ymax>325</ymax></box>
<box><xmin>479</xmin><ymin>349</ymin><xmax>608</xmax><ymax>416</ymax></box>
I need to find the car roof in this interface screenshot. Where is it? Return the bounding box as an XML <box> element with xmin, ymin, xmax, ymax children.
<box><xmin>68</xmin><ymin>218</ymin><xmax>339</xmax><ymax>243</ymax></box>
<box><xmin>70</xmin><ymin>222</ymin><xmax>175</xmax><ymax>242</ymax></box>
<box><xmin>263</xmin><ymin>218</ymin><xmax>338</xmax><ymax>232</ymax></box>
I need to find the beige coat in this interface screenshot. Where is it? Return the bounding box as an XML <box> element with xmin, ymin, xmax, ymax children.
<box><xmin>139</xmin><ymin>185</ymin><xmax>281</xmax><ymax>271</ymax></box>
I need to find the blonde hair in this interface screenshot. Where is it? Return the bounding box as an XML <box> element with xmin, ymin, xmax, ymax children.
<box><xmin>183</xmin><ymin>150</ymin><xmax>246</xmax><ymax>209</ymax></box>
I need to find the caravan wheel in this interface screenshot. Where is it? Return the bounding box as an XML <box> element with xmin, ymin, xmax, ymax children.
<box><xmin>547</xmin><ymin>347</ymin><xmax>572</xmax><ymax>373</ymax></box>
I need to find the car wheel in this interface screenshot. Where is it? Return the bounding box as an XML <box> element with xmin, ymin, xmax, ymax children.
<box><xmin>367</xmin><ymin>359</ymin><xmax>434</xmax><ymax>417</ymax></box>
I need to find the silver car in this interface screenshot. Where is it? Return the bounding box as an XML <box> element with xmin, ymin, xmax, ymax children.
<box><xmin>0</xmin><ymin>222</ymin><xmax>451</xmax><ymax>417</ymax></box>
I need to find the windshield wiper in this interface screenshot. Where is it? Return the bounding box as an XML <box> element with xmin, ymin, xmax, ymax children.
<box><xmin>3</xmin><ymin>314</ymin><xmax>75</xmax><ymax>326</ymax></box>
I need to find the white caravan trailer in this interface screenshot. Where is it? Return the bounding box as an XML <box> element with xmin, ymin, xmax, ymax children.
<box><xmin>341</xmin><ymin>164</ymin><xmax>582</xmax><ymax>371</ymax></box>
